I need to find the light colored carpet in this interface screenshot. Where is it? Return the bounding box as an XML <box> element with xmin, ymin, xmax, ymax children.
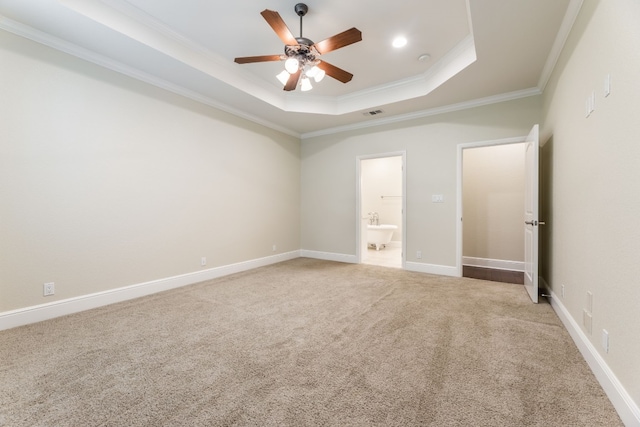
<box><xmin>0</xmin><ymin>258</ymin><xmax>622</xmax><ymax>426</ymax></box>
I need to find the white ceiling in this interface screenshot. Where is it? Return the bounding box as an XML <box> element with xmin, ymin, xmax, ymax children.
<box><xmin>0</xmin><ymin>0</ymin><xmax>580</xmax><ymax>137</ymax></box>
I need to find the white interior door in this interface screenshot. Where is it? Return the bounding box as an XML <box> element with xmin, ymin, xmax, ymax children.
<box><xmin>524</xmin><ymin>124</ymin><xmax>540</xmax><ymax>303</ymax></box>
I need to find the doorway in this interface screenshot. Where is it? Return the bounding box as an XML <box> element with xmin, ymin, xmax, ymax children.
<box><xmin>357</xmin><ymin>153</ymin><xmax>406</xmax><ymax>269</ymax></box>
<box><xmin>456</xmin><ymin>138</ymin><xmax>526</xmax><ymax>283</ymax></box>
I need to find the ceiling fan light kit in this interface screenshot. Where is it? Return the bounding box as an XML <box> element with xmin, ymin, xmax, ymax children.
<box><xmin>234</xmin><ymin>3</ymin><xmax>362</xmax><ymax>92</ymax></box>
<box><xmin>285</xmin><ymin>57</ymin><xmax>300</xmax><ymax>74</ymax></box>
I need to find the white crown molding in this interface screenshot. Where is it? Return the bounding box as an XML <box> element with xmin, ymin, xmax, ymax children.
<box><xmin>301</xmin><ymin>87</ymin><xmax>541</xmax><ymax>139</ymax></box>
<box><xmin>0</xmin><ymin>16</ymin><xmax>301</xmax><ymax>138</ymax></box>
<box><xmin>57</xmin><ymin>0</ymin><xmax>478</xmax><ymax>116</ymax></box>
<box><xmin>0</xmin><ymin>15</ymin><xmax>540</xmax><ymax>141</ymax></box>
<box><xmin>99</xmin><ymin>0</ymin><xmax>219</xmax><ymax>58</ymax></box>
<box><xmin>322</xmin><ymin>34</ymin><xmax>478</xmax><ymax>115</ymax></box>
<box><xmin>537</xmin><ymin>0</ymin><xmax>584</xmax><ymax>92</ymax></box>
<box><xmin>0</xmin><ymin>251</ymin><xmax>300</xmax><ymax>332</ymax></box>
<box><xmin>58</xmin><ymin>0</ymin><xmax>287</xmax><ymax>109</ymax></box>
<box><xmin>542</xmin><ymin>279</ymin><xmax>640</xmax><ymax>426</ymax></box>
<box><xmin>4</xmin><ymin>0</ymin><xmax>574</xmax><ymax>141</ymax></box>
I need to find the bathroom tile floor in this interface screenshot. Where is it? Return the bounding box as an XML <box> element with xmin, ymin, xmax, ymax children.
<box><xmin>362</xmin><ymin>243</ymin><xmax>402</xmax><ymax>269</ymax></box>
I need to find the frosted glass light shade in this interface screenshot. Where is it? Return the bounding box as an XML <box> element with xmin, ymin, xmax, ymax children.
<box><xmin>300</xmin><ymin>77</ymin><xmax>313</xmax><ymax>91</ymax></box>
<box><xmin>285</xmin><ymin>57</ymin><xmax>299</xmax><ymax>73</ymax></box>
<box><xmin>313</xmin><ymin>68</ymin><xmax>326</xmax><ymax>83</ymax></box>
<box><xmin>306</xmin><ymin>65</ymin><xmax>319</xmax><ymax>78</ymax></box>
<box><xmin>276</xmin><ymin>70</ymin><xmax>290</xmax><ymax>85</ymax></box>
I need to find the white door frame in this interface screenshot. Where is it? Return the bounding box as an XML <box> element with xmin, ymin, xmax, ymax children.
<box><xmin>455</xmin><ymin>137</ymin><xmax>527</xmax><ymax>277</ymax></box>
<box><xmin>356</xmin><ymin>151</ymin><xmax>407</xmax><ymax>268</ymax></box>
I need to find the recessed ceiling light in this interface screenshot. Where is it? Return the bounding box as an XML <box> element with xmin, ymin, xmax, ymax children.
<box><xmin>392</xmin><ymin>36</ymin><xmax>407</xmax><ymax>48</ymax></box>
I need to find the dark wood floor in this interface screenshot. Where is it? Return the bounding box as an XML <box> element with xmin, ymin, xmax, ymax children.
<box><xmin>462</xmin><ymin>266</ymin><xmax>524</xmax><ymax>284</ymax></box>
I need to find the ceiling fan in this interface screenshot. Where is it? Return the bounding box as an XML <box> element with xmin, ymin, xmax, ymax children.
<box><xmin>234</xmin><ymin>3</ymin><xmax>362</xmax><ymax>92</ymax></box>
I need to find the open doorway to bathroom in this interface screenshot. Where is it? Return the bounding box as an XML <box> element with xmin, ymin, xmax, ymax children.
<box><xmin>357</xmin><ymin>153</ymin><xmax>405</xmax><ymax>269</ymax></box>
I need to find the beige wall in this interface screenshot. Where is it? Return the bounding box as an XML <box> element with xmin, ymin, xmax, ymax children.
<box><xmin>463</xmin><ymin>143</ymin><xmax>525</xmax><ymax>262</ymax></box>
<box><xmin>301</xmin><ymin>96</ymin><xmax>541</xmax><ymax>268</ymax></box>
<box><xmin>0</xmin><ymin>31</ymin><xmax>300</xmax><ymax>312</ymax></box>
<box><xmin>1</xmin><ymin>0</ymin><xmax>637</xmax><ymax>418</ymax></box>
<box><xmin>361</xmin><ymin>156</ymin><xmax>403</xmax><ymax>242</ymax></box>
<box><xmin>541</xmin><ymin>0</ymin><xmax>640</xmax><ymax>408</ymax></box>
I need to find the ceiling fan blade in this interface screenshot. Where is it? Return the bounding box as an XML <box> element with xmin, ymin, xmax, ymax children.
<box><xmin>317</xmin><ymin>61</ymin><xmax>353</xmax><ymax>83</ymax></box>
<box><xmin>234</xmin><ymin>55</ymin><xmax>282</xmax><ymax>64</ymax></box>
<box><xmin>283</xmin><ymin>70</ymin><xmax>302</xmax><ymax>91</ymax></box>
<box><xmin>261</xmin><ymin>9</ymin><xmax>298</xmax><ymax>46</ymax></box>
<box><xmin>313</xmin><ymin>28</ymin><xmax>362</xmax><ymax>55</ymax></box>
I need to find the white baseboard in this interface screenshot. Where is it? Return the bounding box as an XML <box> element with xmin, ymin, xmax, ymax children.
<box><xmin>300</xmin><ymin>250</ymin><xmax>358</xmax><ymax>264</ymax></box>
<box><xmin>300</xmin><ymin>249</ymin><xmax>458</xmax><ymax>278</ymax></box>
<box><xmin>6</xmin><ymin>257</ymin><xmax>635</xmax><ymax>425</ymax></box>
<box><xmin>462</xmin><ymin>256</ymin><xmax>524</xmax><ymax>272</ymax></box>
<box><xmin>0</xmin><ymin>251</ymin><xmax>300</xmax><ymax>332</ymax></box>
<box><xmin>542</xmin><ymin>278</ymin><xmax>640</xmax><ymax>426</ymax></box>
<box><xmin>404</xmin><ymin>261</ymin><xmax>458</xmax><ymax>277</ymax></box>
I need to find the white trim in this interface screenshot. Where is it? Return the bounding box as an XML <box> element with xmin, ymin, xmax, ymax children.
<box><xmin>0</xmin><ymin>17</ymin><xmax>300</xmax><ymax>138</ymax></box>
<box><xmin>53</xmin><ymin>0</ymin><xmax>479</xmax><ymax>117</ymax></box>
<box><xmin>299</xmin><ymin>250</ymin><xmax>358</xmax><ymax>264</ymax></box>
<box><xmin>543</xmin><ymin>278</ymin><xmax>640</xmax><ymax>427</ymax></box>
<box><xmin>0</xmin><ymin>251</ymin><xmax>299</xmax><ymax>332</ymax></box>
<box><xmin>537</xmin><ymin>0</ymin><xmax>584</xmax><ymax>92</ymax></box>
<box><xmin>0</xmin><ymin>15</ymin><xmax>543</xmax><ymax>140</ymax></box>
<box><xmin>462</xmin><ymin>257</ymin><xmax>524</xmax><ymax>272</ymax></box>
<box><xmin>302</xmin><ymin>88</ymin><xmax>541</xmax><ymax>139</ymax></box>
<box><xmin>356</xmin><ymin>152</ymin><xmax>407</xmax><ymax>270</ymax></box>
<box><xmin>456</xmin><ymin>136</ymin><xmax>528</xmax><ymax>277</ymax></box>
<box><xmin>404</xmin><ymin>262</ymin><xmax>458</xmax><ymax>277</ymax></box>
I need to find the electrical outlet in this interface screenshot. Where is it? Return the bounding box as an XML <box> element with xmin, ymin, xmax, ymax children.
<box><xmin>561</xmin><ymin>284</ymin><xmax>565</xmax><ymax>298</ymax></box>
<box><xmin>43</xmin><ymin>282</ymin><xmax>55</xmax><ymax>296</ymax></box>
<box><xmin>416</xmin><ymin>250</ymin><xmax>422</xmax><ymax>259</ymax></box>
<box><xmin>272</xmin><ymin>244</ymin><xmax>277</xmax><ymax>252</ymax></box>
<box><xmin>602</xmin><ymin>329</ymin><xmax>609</xmax><ymax>353</ymax></box>
<box><xmin>431</xmin><ymin>194</ymin><xmax>444</xmax><ymax>203</ymax></box>
<box><xmin>201</xmin><ymin>257</ymin><xmax>207</xmax><ymax>266</ymax></box>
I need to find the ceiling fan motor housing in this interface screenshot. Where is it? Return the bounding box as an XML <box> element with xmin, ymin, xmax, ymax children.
<box><xmin>294</xmin><ymin>3</ymin><xmax>308</xmax><ymax>17</ymax></box>
<box><xmin>284</xmin><ymin>44</ymin><xmax>317</xmax><ymax>71</ymax></box>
